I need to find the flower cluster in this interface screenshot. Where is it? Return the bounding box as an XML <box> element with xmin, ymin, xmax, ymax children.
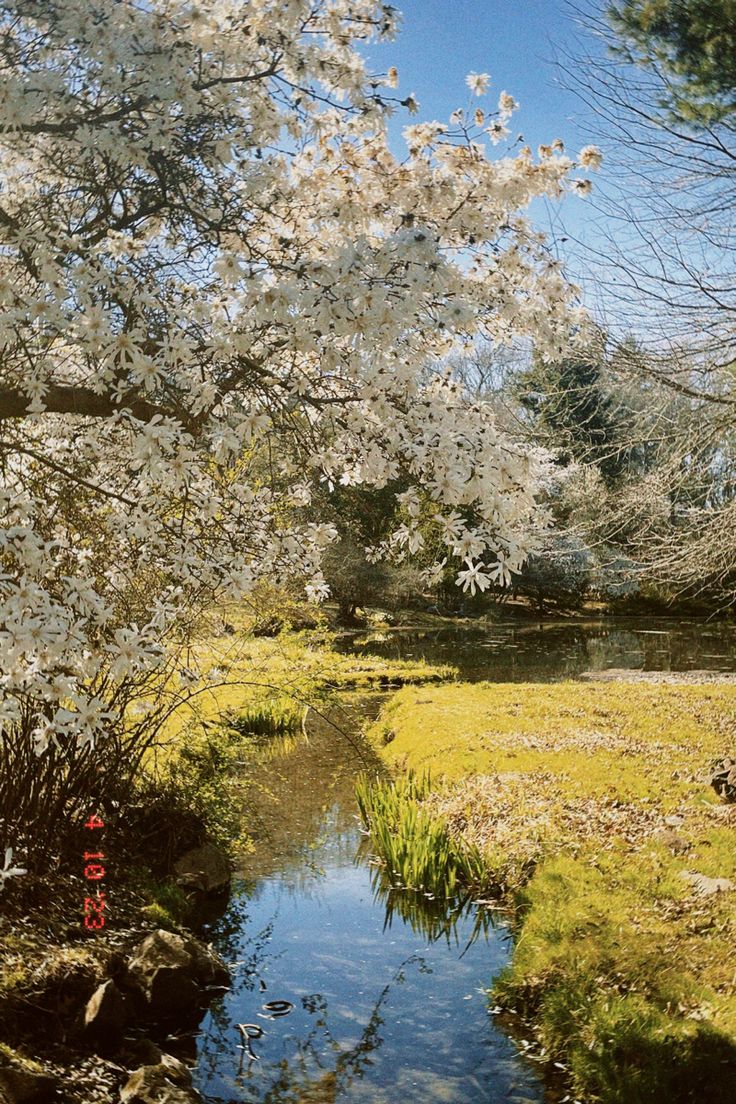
<box><xmin>0</xmin><ymin>0</ymin><xmax>593</xmax><ymax>869</ymax></box>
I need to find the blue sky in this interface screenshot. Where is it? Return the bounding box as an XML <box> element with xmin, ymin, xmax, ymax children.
<box><xmin>363</xmin><ymin>0</ymin><xmax>606</xmax><ymax>281</ymax></box>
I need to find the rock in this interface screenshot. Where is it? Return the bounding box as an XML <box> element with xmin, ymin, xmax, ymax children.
<box><xmin>173</xmin><ymin>843</ymin><xmax>231</xmax><ymax>895</ymax></box>
<box><xmin>127</xmin><ymin>931</ymin><xmax>198</xmax><ymax>1017</ymax></box>
<box><xmin>680</xmin><ymin>870</ymin><xmax>735</xmax><ymax>896</ymax></box>
<box><xmin>184</xmin><ymin>939</ymin><xmax>230</xmax><ymax>990</ymax></box>
<box><xmin>710</xmin><ymin>757</ymin><xmax>736</xmax><ymax>803</ymax></box>
<box><xmin>122</xmin><ymin>1040</ymin><xmax>163</xmax><ymax>1068</ymax></box>
<box><xmin>126</xmin><ymin>930</ymin><xmax>229</xmax><ymax>1018</ymax></box>
<box><xmin>0</xmin><ymin>1057</ymin><xmax>59</xmax><ymax>1104</ymax></box>
<box><xmin>120</xmin><ymin>1055</ymin><xmax>200</xmax><ymax>1104</ymax></box>
<box><xmin>84</xmin><ymin>979</ymin><xmax>127</xmax><ymax>1040</ymax></box>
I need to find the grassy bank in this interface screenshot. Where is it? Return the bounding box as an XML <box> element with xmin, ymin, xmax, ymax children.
<box><xmin>366</xmin><ymin>680</ymin><xmax>736</xmax><ymax>1103</ymax></box>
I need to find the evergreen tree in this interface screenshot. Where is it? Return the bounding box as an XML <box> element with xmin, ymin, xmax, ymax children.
<box><xmin>608</xmin><ymin>0</ymin><xmax>736</xmax><ymax>123</ymax></box>
<box><xmin>516</xmin><ymin>355</ymin><xmax>625</xmax><ymax>485</ymax></box>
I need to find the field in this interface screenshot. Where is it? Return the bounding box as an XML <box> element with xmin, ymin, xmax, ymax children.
<box><xmin>366</xmin><ymin>680</ymin><xmax>736</xmax><ymax>1103</ymax></box>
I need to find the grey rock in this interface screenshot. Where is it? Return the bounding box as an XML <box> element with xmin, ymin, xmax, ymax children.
<box><xmin>127</xmin><ymin>931</ymin><xmax>198</xmax><ymax>1017</ymax></box>
<box><xmin>680</xmin><ymin>870</ymin><xmax>735</xmax><ymax>896</ymax></box>
<box><xmin>185</xmin><ymin>939</ymin><xmax>230</xmax><ymax>990</ymax></box>
<box><xmin>120</xmin><ymin>1055</ymin><xmax>199</xmax><ymax>1104</ymax></box>
<box><xmin>84</xmin><ymin>979</ymin><xmax>127</xmax><ymax>1039</ymax></box>
<box><xmin>173</xmin><ymin>843</ymin><xmax>231</xmax><ymax>895</ymax></box>
<box><xmin>126</xmin><ymin>930</ymin><xmax>229</xmax><ymax>1018</ymax></box>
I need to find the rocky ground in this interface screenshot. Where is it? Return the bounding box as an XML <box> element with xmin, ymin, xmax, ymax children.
<box><xmin>0</xmin><ymin>844</ymin><xmax>233</xmax><ymax>1104</ymax></box>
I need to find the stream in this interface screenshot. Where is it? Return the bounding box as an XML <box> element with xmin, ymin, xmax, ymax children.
<box><xmin>193</xmin><ymin>702</ymin><xmax>545</xmax><ymax>1104</ymax></box>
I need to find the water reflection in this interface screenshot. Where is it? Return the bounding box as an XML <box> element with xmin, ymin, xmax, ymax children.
<box><xmin>335</xmin><ymin>617</ymin><xmax>736</xmax><ymax>681</ymax></box>
<box><xmin>195</xmin><ymin>711</ymin><xmax>544</xmax><ymax>1104</ymax></box>
<box><xmin>225</xmin><ymin>952</ymin><xmax>435</xmax><ymax>1103</ymax></box>
<box><xmin>362</xmin><ymin>838</ymin><xmax>494</xmax><ymax>951</ymax></box>
<box><xmin>196</xmin><ymin>866</ymin><xmax>537</xmax><ymax>1104</ymax></box>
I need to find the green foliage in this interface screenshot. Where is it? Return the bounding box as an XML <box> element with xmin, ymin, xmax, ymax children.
<box><xmin>355</xmin><ymin>772</ymin><xmax>487</xmax><ymax>898</ymax></box>
<box><xmin>139</xmin><ymin>878</ymin><xmax>190</xmax><ymax>930</ymax></box>
<box><xmin>322</xmin><ymin>539</ymin><xmax>425</xmax><ymax>624</ymax></box>
<box><xmin>127</xmin><ymin>718</ymin><xmax>261</xmax><ymax>870</ymax></box>
<box><xmin>516</xmin><ymin>353</ymin><xmax>625</xmax><ymax>486</ymax></box>
<box><xmin>608</xmin><ymin>0</ymin><xmax>736</xmax><ymax>123</ymax></box>
<box><xmin>168</xmin><ymin>722</ymin><xmax>259</xmax><ymax>851</ymax></box>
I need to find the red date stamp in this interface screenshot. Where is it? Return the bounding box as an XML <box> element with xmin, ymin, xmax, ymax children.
<box><xmin>82</xmin><ymin>813</ymin><xmax>106</xmax><ymax>931</ymax></box>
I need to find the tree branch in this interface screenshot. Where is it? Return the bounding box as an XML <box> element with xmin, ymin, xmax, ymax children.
<box><xmin>0</xmin><ymin>383</ymin><xmax>198</xmax><ymax>430</ymax></box>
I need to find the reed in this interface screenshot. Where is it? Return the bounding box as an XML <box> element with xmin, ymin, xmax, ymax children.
<box><xmin>355</xmin><ymin>772</ymin><xmax>487</xmax><ymax>899</ymax></box>
<box><xmin>228</xmin><ymin>697</ymin><xmax>304</xmax><ymax>739</ymax></box>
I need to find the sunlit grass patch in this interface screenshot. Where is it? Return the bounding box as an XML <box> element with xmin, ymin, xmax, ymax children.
<box><xmin>369</xmin><ymin>680</ymin><xmax>736</xmax><ymax>1102</ymax></box>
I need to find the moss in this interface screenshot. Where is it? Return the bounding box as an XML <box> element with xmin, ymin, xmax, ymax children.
<box><xmin>137</xmin><ymin>877</ymin><xmax>191</xmax><ymax>930</ymax></box>
<box><xmin>369</xmin><ymin>680</ymin><xmax>736</xmax><ymax>1102</ymax></box>
<box><xmin>0</xmin><ymin>1042</ymin><xmax>46</xmax><ymax>1073</ymax></box>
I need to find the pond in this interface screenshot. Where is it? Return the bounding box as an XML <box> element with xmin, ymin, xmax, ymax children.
<box><xmin>194</xmin><ymin>705</ymin><xmax>546</xmax><ymax>1104</ymax></box>
<box><xmin>334</xmin><ymin>616</ymin><xmax>736</xmax><ymax>682</ymax></box>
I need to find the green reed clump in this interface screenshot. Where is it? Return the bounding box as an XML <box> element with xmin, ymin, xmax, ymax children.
<box><xmin>355</xmin><ymin>772</ymin><xmax>487</xmax><ymax>899</ymax></box>
<box><xmin>228</xmin><ymin>697</ymin><xmax>304</xmax><ymax>739</ymax></box>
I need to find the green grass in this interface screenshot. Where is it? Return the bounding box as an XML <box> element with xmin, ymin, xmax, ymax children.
<box><xmin>138</xmin><ymin>877</ymin><xmax>191</xmax><ymax>930</ymax></box>
<box><xmin>368</xmin><ymin>680</ymin><xmax>736</xmax><ymax>1103</ymax></box>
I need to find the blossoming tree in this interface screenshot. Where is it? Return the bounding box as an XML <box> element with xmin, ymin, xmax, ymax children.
<box><xmin>0</xmin><ymin>0</ymin><xmax>596</xmax><ymax>875</ymax></box>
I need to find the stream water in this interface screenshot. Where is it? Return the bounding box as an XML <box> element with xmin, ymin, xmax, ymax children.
<box><xmin>194</xmin><ymin>617</ymin><xmax>736</xmax><ymax>1103</ymax></box>
<box><xmin>193</xmin><ymin>704</ymin><xmax>545</xmax><ymax>1104</ymax></box>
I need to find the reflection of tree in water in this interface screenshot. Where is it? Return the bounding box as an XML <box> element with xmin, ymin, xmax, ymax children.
<box><xmin>228</xmin><ymin>952</ymin><xmax>429</xmax><ymax>1104</ymax></box>
<box><xmin>198</xmin><ymin>908</ymin><xmax>278</xmax><ymax>1087</ymax></box>
<box><xmin>199</xmin><ymin>881</ymin><xmax>495</xmax><ymax>1103</ymax></box>
<box><xmin>338</xmin><ymin>619</ymin><xmax>736</xmax><ymax>681</ymax></box>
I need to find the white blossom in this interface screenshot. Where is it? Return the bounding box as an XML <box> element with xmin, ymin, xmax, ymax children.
<box><xmin>578</xmin><ymin>145</ymin><xmax>604</xmax><ymax>170</ymax></box>
<box><xmin>456</xmin><ymin>560</ymin><xmax>492</xmax><ymax>595</ymax></box>
<box><xmin>466</xmin><ymin>72</ymin><xmax>491</xmax><ymax>96</ymax></box>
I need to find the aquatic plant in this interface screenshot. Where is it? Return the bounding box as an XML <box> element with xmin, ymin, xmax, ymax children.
<box><xmin>355</xmin><ymin>772</ymin><xmax>487</xmax><ymax>899</ymax></box>
<box><xmin>228</xmin><ymin>697</ymin><xmax>304</xmax><ymax>740</ymax></box>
